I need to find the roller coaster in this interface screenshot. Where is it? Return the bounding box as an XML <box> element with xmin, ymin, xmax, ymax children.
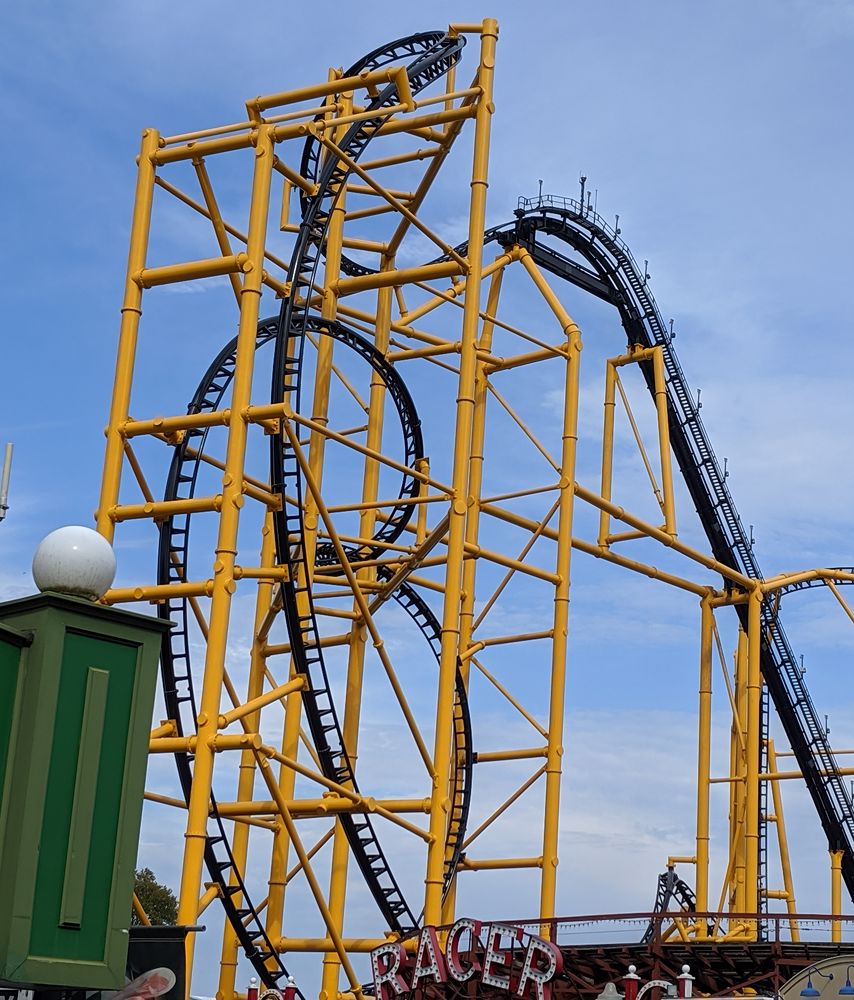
<box><xmin>94</xmin><ymin>20</ymin><xmax>854</xmax><ymax>1000</ymax></box>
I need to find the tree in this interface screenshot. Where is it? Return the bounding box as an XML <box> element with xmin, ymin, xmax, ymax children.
<box><xmin>132</xmin><ymin>867</ymin><xmax>178</xmax><ymax>926</ymax></box>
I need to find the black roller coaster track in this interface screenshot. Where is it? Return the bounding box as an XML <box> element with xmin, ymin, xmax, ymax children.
<box><xmin>158</xmin><ymin>319</ymin><xmax>298</xmax><ymax>991</ymax></box>
<box><xmin>268</xmin><ymin>315</ymin><xmax>470</xmax><ymax>934</ymax></box>
<box><xmin>155</xmin><ymin>32</ymin><xmax>470</xmax><ymax>985</ymax></box>
<box><xmin>297</xmin><ymin>33</ymin><xmax>465</xmax><ymax>281</ymax></box>
<box><xmin>269</xmin><ymin>28</ymin><xmax>466</xmax><ymax>939</ymax></box>
<box><xmin>463</xmin><ymin>194</ymin><xmax>854</xmax><ymax>904</ymax></box>
<box><xmin>642</xmin><ymin>869</ymin><xmax>700</xmax><ymax>944</ymax></box>
<box><xmin>158</xmin><ymin>312</ymin><xmax>472</xmax><ymax>984</ymax></box>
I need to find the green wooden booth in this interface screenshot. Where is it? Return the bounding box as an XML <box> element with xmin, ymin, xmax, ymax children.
<box><xmin>0</xmin><ymin>592</ymin><xmax>168</xmax><ymax>990</ymax></box>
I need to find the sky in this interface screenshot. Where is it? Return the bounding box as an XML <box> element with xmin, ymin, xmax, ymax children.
<box><xmin>2</xmin><ymin>1</ymin><xmax>854</xmax><ymax>996</ymax></box>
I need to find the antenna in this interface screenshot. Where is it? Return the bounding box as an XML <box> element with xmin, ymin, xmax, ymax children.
<box><xmin>0</xmin><ymin>443</ymin><xmax>12</xmax><ymax>523</ymax></box>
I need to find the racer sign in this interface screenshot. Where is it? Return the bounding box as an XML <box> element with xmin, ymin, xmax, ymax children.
<box><xmin>370</xmin><ymin>920</ymin><xmax>563</xmax><ymax>1000</ymax></box>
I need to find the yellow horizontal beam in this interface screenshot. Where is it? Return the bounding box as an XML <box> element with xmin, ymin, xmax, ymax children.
<box><xmin>762</xmin><ymin>567</ymin><xmax>854</xmax><ymax>594</ymax></box>
<box><xmin>250</xmin><ymin>65</ymin><xmax>412</xmax><ymax>114</ymax></box>
<box><xmin>214</xmin><ymin>796</ymin><xmax>430</xmax><ymax>818</ymax></box>
<box><xmin>359</xmin><ymin>146</ymin><xmax>441</xmax><ymax>171</ymax></box>
<box><xmin>475</xmin><ymin>747</ymin><xmax>547</xmax><ymax>763</ymax></box>
<box><xmin>458</xmin><ymin>857</ymin><xmax>543</xmax><ymax>871</ymax></box>
<box><xmin>375</xmin><ymin>105</ymin><xmax>475</xmax><ymax>138</ymax></box>
<box><xmin>711</xmin><ymin>765</ymin><xmax>854</xmax><ymax>782</ymax></box>
<box><xmin>110</xmin><ymin>495</ymin><xmax>221</xmax><ymax>522</ymax></box>
<box><xmin>136</xmin><ymin>253</ymin><xmax>249</xmax><ymax>288</ymax></box>
<box><xmin>263</xmin><ymin>631</ymin><xmax>351</xmax><ymax>657</ymax></box>
<box><xmin>607</xmin><ymin>529</ymin><xmax>649</xmax><ymax>544</ymax></box>
<box><xmin>144</xmin><ymin>791</ymin><xmax>187</xmax><ymax>809</ymax></box>
<box><xmin>232</xmin><ymin>566</ymin><xmax>290</xmax><ymax>581</ymax></box>
<box><xmin>449</xmin><ymin>21</ymin><xmax>489</xmax><ymax>33</ymax></box>
<box><xmin>461</xmin><ymin>629</ymin><xmax>554</xmax><ymax>662</ymax></box>
<box><xmin>485</xmin><ymin>344</ymin><xmax>567</xmax><ymax>373</ymax></box>
<box><xmin>335</xmin><ymin>261</ymin><xmax>463</xmax><ymax>296</ymax></box>
<box><xmin>103</xmin><ymin>580</ymin><xmax>213</xmax><ymax>604</ymax></box>
<box><xmin>161</xmin><ymin>105</ymin><xmax>330</xmax><ymax>147</ymax></box>
<box><xmin>346</xmin><ymin>182</ymin><xmax>414</xmax><ymax>200</ymax></box>
<box><xmin>609</xmin><ymin>345</ymin><xmax>659</xmax><ymax>367</ymax></box>
<box><xmin>387</xmin><ymin>341</ymin><xmax>461</xmax><ymax>362</ymax></box>
<box><xmin>123</xmin><ymin>409</ymin><xmax>230</xmax><ymax>439</ymax></box>
<box><xmin>277</xmin><ymin>938</ymin><xmax>387</xmax><ymax>954</ymax></box>
<box><xmin>149</xmin><ymin>720</ymin><xmax>178</xmax><ymax>740</ymax></box>
<box><xmin>150</xmin><ymin>736</ymin><xmax>195</xmax><ymax>753</ymax></box>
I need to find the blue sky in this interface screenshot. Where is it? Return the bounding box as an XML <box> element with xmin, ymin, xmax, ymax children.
<box><xmin>2</xmin><ymin>1</ymin><xmax>854</xmax><ymax>995</ymax></box>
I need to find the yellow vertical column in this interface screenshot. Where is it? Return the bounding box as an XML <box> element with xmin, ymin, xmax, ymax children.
<box><xmin>651</xmin><ymin>348</ymin><xmax>676</xmax><ymax>537</ymax></box>
<box><xmin>831</xmin><ymin>849</ymin><xmax>843</xmax><ymax>942</ymax></box>
<box><xmin>597</xmin><ymin>360</ymin><xmax>617</xmax><ymax>548</ymax></box>
<box><xmin>518</xmin><ymin>252</ymin><xmax>582</xmax><ymax>923</ymax></box>
<box><xmin>218</xmin><ymin>513</ymin><xmax>276</xmax><ymax>998</ymax></box>
<box><xmin>695</xmin><ymin>596</ymin><xmax>713</xmax><ymax>932</ymax></box>
<box><xmin>440</xmin><ymin>265</ymin><xmax>505</xmax><ymax>925</ymax></box>
<box><xmin>266</xmin><ymin>83</ymin><xmax>350</xmax><ymax>946</ymax></box>
<box><xmin>766</xmin><ymin>739</ymin><xmax>799</xmax><ymax>941</ymax></box>
<box><xmin>176</xmin><ymin>125</ymin><xmax>275</xmax><ymax>986</ymax></box>
<box><xmin>744</xmin><ymin>587</ymin><xmax>763</xmax><ymax>936</ymax></box>
<box><xmin>320</xmin><ymin>262</ymin><xmax>394</xmax><ymax>1000</ymax></box>
<box><xmin>96</xmin><ymin>128</ymin><xmax>160</xmax><ymax>538</ymax></box>
<box><xmin>423</xmin><ymin>18</ymin><xmax>498</xmax><ymax>927</ymax></box>
<box><xmin>730</xmin><ymin>626</ymin><xmax>748</xmax><ymax>916</ymax></box>
<box><xmin>456</xmin><ymin>265</ymin><xmax>503</xmax><ymax>674</ymax></box>
<box><xmin>265</xmin><ymin>674</ymin><xmax>303</xmax><ymax>946</ymax></box>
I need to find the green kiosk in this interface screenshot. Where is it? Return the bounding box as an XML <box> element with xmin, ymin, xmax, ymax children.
<box><xmin>0</xmin><ymin>526</ymin><xmax>169</xmax><ymax>996</ymax></box>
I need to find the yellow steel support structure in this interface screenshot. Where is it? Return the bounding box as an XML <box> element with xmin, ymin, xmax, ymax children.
<box><xmin>766</xmin><ymin>739</ymin><xmax>799</xmax><ymax>941</ymax></box>
<box><xmin>423</xmin><ymin>18</ymin><xmax>498</xmax><ymax>926</ymax></box>
<box><xmin>92</xmin><ymin>17</ymin><xmax>854</xmax><ymax>999</ymax></box>
<box><xmin>695</xmin><ymin>596</ymin><xmax>713</xmax><ymax>930</ymax></box>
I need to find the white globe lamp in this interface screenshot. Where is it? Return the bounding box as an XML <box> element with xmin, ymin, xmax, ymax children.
<box><xmin>32</xmin><ymin>525</ymin><xmax>117</xmax><ymax>601</ymax></box>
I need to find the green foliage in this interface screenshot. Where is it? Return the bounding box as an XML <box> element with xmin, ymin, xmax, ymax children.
<box><xmin>132</xmin><ymin>867</ymin><xmax>178</xmax><ymax>926</ymax></box>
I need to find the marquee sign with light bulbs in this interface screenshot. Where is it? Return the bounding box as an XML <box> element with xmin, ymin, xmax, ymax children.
<box><xmin>370</xmin><ymin>920</ymin><xmax>563</xmax><ymax>1000</ymax></box>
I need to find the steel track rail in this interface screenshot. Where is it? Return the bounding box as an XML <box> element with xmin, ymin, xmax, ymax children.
<box><xmin>298</xmin><ymin>32</ymin><xmax>465</xmax><ymax>280</ymax></box>
<box><xmin>374</xmin><ymin>570</ymin><xmax>473</xmax><ymax>889</ymax></box>
<box><xmin>642</xmin><ymin>870</ymin><xmax>699</xmax><ymax>944</ymax></box>
<box><xmin>429</xmin><ymin>197</ymin><xmax>854</xmax><ymax>903</ymax></box>
<box><xmin>157</xmin><ymin>313</ymin><xmax>473</xmax><ymax>978</ymax></box>
<box><xmin>497</xmin><ymin>198</ymin><xmax>854</xmax><ymax>901</ymax></box>
<box><xmin>270</xmin><ymin>31</ymin><xmax>465</xmax><ymax>934</ymax></box>
<box><xmin>157</xmin><ymin>319</ymin><xmax>297</xmax><ymax>991</ymax></box>
<box><xmin>270</xmin><ymin>315</ymin><xmax>467</xmax><ymax>933</ymax></box>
